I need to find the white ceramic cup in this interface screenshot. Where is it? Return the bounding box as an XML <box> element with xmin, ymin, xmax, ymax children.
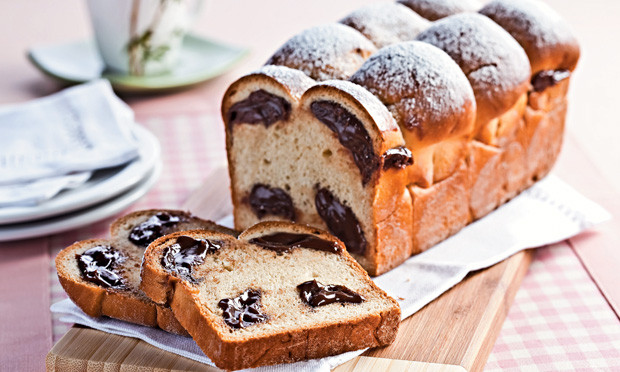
<box><xmin>86</xmin><ymin>0</ymin><xmax>202</xmax><ymax>76</ymax></box>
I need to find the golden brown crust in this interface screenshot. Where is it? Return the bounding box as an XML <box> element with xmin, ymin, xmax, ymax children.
<box><xmin>398</xmin><ymin>0</ymin><xmax>482</xmax><ymax>21</ymax></box>
<box><xmin>156</xmin><ymin>305</ymin><xmax>189</xmax><ymax>336</ymax></box>
<box><xmin>141</xmin><ymin>224</ymin><xmax>401</xmax><ymax>370</ymax></box>
<box><xmin>372</xmin><ymin>189</ymin><xmax>414</xmax><ymax>275</ymax></box>
<box><xmin>525</xmin><ymin>87</ymin><xmax>568</xmax><ymax>181</ymax></box>
<box><xmin>468</xmin><ymin>141</ymin><xmax>503</xmax><ymax>219</ymax></box>
<box><xmin>480</xmin><ymin>0</ymin><xmax>580</xmax><ymax>73</ymax></box>
<box><xmin>416</xmin><ymin>13</ymin><xmax>531</xmax><ymax>131</ymax></box>
<box><xmin>410</xmin><ymin>160</ymin><xmax>470</xmax><ymax>253</ymax></box>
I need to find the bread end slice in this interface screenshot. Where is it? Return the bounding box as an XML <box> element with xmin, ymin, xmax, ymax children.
<box><xmin>55</xmin><ymin>239</ymin><xmax>161</xmax><ymax>328</ymax></box>
<box><xmin>141</xmin><ymin>222</ymin><xmax>400</xmax><ymax>370</ymax></box>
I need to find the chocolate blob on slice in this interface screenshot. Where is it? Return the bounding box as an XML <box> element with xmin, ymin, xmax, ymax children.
<box><xmin>531</xmin><ymin>69</ymin><xmax>570</xmax><ymax>93</ymax></box>
<box><xmin>129</xmin><ymin>212</ymin><xmax>185</xmax><ymax>247</ymax></box>
<box><xmin>382</xmin><ymin>146</ymin><xmax>413</xmax><ymax>170</ymax></box>
<box><xmin>310</xmin><ymin>100</ymin><xmax>380</xmax><ymax>185</ymax></box>
<box><xmin>249</xmin><ymin>184</ymin><xmax>296</xmax><ymax>221</ymax></box>
<box><xmin>297</xmin><ymin>279</ymin><xmax>364</xmax><ymax>307</ymax></box>
<box><xmin>161</xmin><ymin>235</ymin><xmax>221</xmax><ymax>283</ymax></box>
<box><xmin>77</xmin><ymin>245</ymin><xmax>125</xmax><ymax>289</ymax></box>
<box><xmin>315</xmin><ymin>187</ymin><xmax>367</xmax><ymax>255</ymax></box>
<box><xmin>218</xmin><ymin>289</ymin><xmax>268</xmax><ymax>329</ymax></box>
<box><xmin>249</xmin><ymin>232</ymin><xmax>339</xmax><ymax>254</ymax></box>
<box><xmin>227</xmin><ymin>90</ymin><xmax>291</xmax><ymax>128</ymax></box>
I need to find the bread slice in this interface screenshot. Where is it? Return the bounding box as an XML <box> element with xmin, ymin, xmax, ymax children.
<box><xmin>141</xmin><ymin>221</ymin><xmax>401</xmax><ymax>371</ymax></box>
<box><xmin>55</xmin><ymin>209</ymin><xmax>235</xmax><ymax>335</ymax></box>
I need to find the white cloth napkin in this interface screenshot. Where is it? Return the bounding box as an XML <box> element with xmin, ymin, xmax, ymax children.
<box><xmin>51</xmin><ymin>175</ymin><xmax>611</xmax><ymax>371</ymax></box>
<box><xmin>0</xmin><ymin>80</ymin><xmax>139</xmax><ymax>206</ymax></box>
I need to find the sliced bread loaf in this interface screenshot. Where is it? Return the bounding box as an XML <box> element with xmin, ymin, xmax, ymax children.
<box><xmin>140</xmin><ymin>221</ymin><xmax>400</xmax><ymax>370</ymax></box>
<box><xmin>55</xmin><ymin>209</ymin><xmax>235</xmax><ymax>335</ymax></box>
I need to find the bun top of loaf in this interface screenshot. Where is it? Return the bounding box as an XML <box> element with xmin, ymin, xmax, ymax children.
<box><xmin>416</xmin><ymin>13</ymin><xmax>531</xmax><ymax>129</ymax></box>
<box><xmin>480</xmin><ymin>0</ymin><xmax>580</xmax><ymax>73</ymax></box>
<box><xmin>398</xmin><ymin>0</ymin><xmax>482</xmax><ymax>21</ymax></box>
<box><xmin>266</xmin><ymin>23</ymin><xmax>377</xmax><ymax>81</ymax></box>
<box><xmin>339</xmin><ymin>3</ymin><xmax>430</xmax><ymax>48</ymax></box>
<box><xmin>350</xmin><ymin>41</ymin><xmax>475</xmax><ymax>146</ymax></box>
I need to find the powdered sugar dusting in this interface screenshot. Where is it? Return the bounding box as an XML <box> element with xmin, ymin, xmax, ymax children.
<box><xmin>340</xmin><ymin>3</ymin><xmax>430</xmax><ymax>48</ymax></box>
<box><xmin>416</xmin><ymin>13</ymin><xmax>530</xmax><ymax>109</ymax></box>
<box><xmin>253</xmin><ymin>65</ymin><xmax>316</xmax><ymax>99</ymax></box>
<box><xmin>266</xmin><ymin>23</ymin><xmax>377</xmax><ymax>82</ymax></box>
<box><xmin>398</xmin><ymin>0</ymin><xmax>482</xmax><ymax>21</ymax></box>
<box><xmin>480</xmin><ymin>0</ymin><xmax>580</xmax><ymax>71</ymax></box>
<box><xmin>350</xmin><ymin>41</ymin><xmax>475</xmax><ymax>141</ymax></box>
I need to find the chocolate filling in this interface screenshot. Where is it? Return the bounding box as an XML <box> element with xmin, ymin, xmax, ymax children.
<box><xmin>297</xmin><ymin>279</ymin><xmax>364</xmax><ymax>307</ymax></box>
<box><xmin>227</xmin><ymin>90</ymin><xmax>291</xmax><ymax>128</ymax></box>
<box><xmin>249</xmin><ymin>232</ymin><xmax>339</xmax><ymax>254</ymax></box>
<box><xmin>218</xmin><ymin>289</ymin><xmax>268</xmax><ymax>329</ymax></box>
<box><xmin>77</xmin><ymin>245</ymin><xmax>125</xmax><ymax>289</ymax></box>
<box><xmin>315</xmin><ymin>187</ymin><xmax>367</xmax><ymax>255</ymax></box>
<box><xmin>129</xmin><ymin>212</ymin><xmax>185</xmax><ymax>247</ymax></box>
<box><xmin>382</xmin><ymin>146</ymin><xmax>413</xmax><ymax>170</ymax></box>
<box><xmin>531</xmin><ymin>69</ymin><xmax>570</xmax><ymax>93</ymax></box>
<box><xmin>161</xmin><ymin>235</ymin><xmax>220</xmax><ymax>283</ymax></box>
<box><xmin>310</xmin><ymin>100</ymin><xmax>379</xmax><ymax>185</ymax></box>
<box><xmin>249</xmin><ymin>184</ymin><xmax>296</xmax><ymax>220</ymax></box>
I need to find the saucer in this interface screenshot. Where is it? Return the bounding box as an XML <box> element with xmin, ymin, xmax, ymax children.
<box><xmin>28</xmin><ymin>35</ymin><xmax>248</xmax><ymax>93</ymax></box>
<box><xmin>0</xmin><ymin>161</ymin><xmax>161</xmax><ymax>242</ymax></box>
<box><xmin>0</xmin><ymin>125</ymin><xmax>160</xmax><ymax>225</ymax></box>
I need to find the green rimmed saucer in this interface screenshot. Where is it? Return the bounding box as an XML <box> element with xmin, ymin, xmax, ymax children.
<box><xmin>28</xmin><ymin>35</ymin><xmax>249</xmax><ymax>93</ymax></box>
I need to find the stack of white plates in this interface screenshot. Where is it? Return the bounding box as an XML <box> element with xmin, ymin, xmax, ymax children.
<box><xmin>0</xmin><ymin>125</ymin><xmax>161</xmax><ymax>242</ymax></box>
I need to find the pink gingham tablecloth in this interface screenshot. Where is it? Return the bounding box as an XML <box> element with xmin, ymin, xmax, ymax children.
<box><xmin>49</xmin><ymin>114</ymin><xmax>620</xmax><ymax>370</ymax></box>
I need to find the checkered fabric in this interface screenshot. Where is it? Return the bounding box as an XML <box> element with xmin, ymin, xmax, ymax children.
<box><xmin>485</xmin><ymin>242</ymin><xmax>620</xmax><ymax>371</ymax></box>
<box><xmin>49</xmin><ymin>115</ymin><xmax>620</xmax><ymax>370</ymax></box>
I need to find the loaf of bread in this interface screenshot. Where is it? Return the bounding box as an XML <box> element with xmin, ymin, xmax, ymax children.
<box><xmin>222</xmin><ymin>0</ymin><xmax>579</xmax><ymax>275</ymax></box>
<box><xmin>55</xmin><ymin>209</ymin><xmax>235</xmax><ymax>334</ymax></box>
<box><xmin>140</xmin><ymin>221</ymin><xmax>400</xmax><ymax>371</ymax></box>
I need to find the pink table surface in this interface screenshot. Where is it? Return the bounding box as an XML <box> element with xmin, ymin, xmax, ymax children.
<box><xmin>1</xmin><ymin>0</ymin><xmax>619</xmax><ymax>371</ymax></box>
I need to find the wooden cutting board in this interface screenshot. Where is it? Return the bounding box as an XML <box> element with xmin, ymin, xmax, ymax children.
<box><xmin>46</xmin><ymin>167</ymin><xmax>534</xmax><ymax>372</ymax></box>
